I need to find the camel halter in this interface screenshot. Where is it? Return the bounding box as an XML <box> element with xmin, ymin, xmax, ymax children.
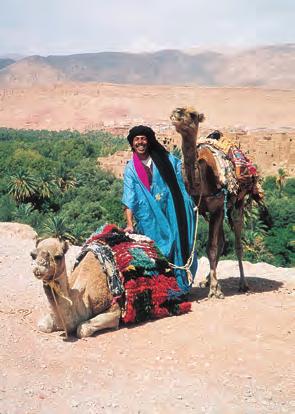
<box><xmin>43</xmin><ymin>251</ymin><xmax>72</xmax><ymax>338</ymax></box>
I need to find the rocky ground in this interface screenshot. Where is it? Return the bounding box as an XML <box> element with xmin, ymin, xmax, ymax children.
<box><xmin>0</xmin><ymin>223</ymin><xmax>294</xmax><ymax>414</ymax></box>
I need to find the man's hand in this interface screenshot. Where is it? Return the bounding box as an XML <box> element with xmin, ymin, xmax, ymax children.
<box><xmin>124</xmin><ymin>225</ymin><xmax>134</xmax><ymax>233</ymax></box>
<box><xmin>124</xmin><ymin>208</ymin><xmax>134</xmax><ymax>233</ymax></box>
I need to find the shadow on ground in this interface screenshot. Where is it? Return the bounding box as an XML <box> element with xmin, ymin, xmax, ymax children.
<box><xmin>189</xmin><ymin>276</ymin><xmax>284</xmax><ymax>301</ymax></box>
<box><xmin>71</xmin><ymin>277</ymin><xmax>284</xmax><ymax>339</ymax></box>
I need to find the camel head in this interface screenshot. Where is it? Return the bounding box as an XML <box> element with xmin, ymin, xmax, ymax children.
<box><xmin>31</xmin><ymin>238</ymin><xmax>69</xmax><ymax>283</ymax></box>
<box><xmin>170</xmin><ymin>107</ymin><xmax>205</xmax><ymax>136</ymax></box>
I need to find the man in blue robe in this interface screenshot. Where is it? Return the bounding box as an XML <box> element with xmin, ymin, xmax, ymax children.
<box><xmin>122</xmin><ymin>125</ymin><xmax>197</xmax><ymax>294</ymax></box>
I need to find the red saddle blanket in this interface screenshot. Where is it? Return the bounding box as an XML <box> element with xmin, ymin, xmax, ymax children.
<box><xmin>85</xmin><ymin>224</ymin><xmax>191</xmax><ymax>324</ymax></box>
<box><xmin>227</xmin><ymin>146</ymin><xmax>258</xmax><ymax>180</ymax></box>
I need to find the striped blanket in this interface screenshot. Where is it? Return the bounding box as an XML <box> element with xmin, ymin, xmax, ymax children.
<box><xmin>77</xmin><ymin>224</ymin><xmax>191</xmax><ymax>324</ymax></box>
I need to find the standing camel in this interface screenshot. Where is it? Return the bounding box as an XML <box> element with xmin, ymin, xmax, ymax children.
<box><xmin>170</xmin><ymin>107</ymin><xmax>253</xmax><ymax>298</ymax></box>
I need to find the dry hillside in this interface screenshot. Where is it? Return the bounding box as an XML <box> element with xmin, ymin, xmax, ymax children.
<box><xmin>0</xmin><ymin>44</ymin><xmax>295</xmax><ymax>88</ymax></box>
<box><xmin>1</xmin><ymin>83</ymin><xmax>295</xmax><ymax>131</ymax></box>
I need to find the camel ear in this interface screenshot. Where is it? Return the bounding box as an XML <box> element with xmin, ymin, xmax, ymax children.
<box><xmin>198</xmin><ymin>113</ymin><xmax>205</xmax><ymax>123</ymax></box>
<box><xmin>62</xmin><ymin>240</ymin><xmax>69</xmax><ymax>254</ymax></box>
<box><xmin>35</xmin><ymin>237</ymin><xmax>43</xmax><ymax>247</ymax></box>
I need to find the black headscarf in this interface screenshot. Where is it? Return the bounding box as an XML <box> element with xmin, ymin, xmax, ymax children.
<box><xmin>127</xmin><ymin>125</ymin><xmax>189</xmax><ymax>264</ymax></box>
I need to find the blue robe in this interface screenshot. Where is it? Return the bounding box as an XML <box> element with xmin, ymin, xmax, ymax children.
<box><xmin>122</xmin><ymin>154</ymin><xmax>197</xmax><ymax>293</ymax></box>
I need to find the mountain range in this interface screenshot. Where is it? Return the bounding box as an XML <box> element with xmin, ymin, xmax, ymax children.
<box><xmin>0</xmin><ymin>44</ymin><xmax>294</xmax><ymax>88</ymax></box>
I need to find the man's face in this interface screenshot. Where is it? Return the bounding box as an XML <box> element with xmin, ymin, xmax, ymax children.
<box><xmin>132</xmin><ymin>135</ymin><xmax>149</xmax><ymax>157</ymax></box>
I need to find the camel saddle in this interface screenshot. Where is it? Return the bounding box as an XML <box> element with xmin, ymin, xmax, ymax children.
<box><xmin>197</xmin><ymin>137</ymin><xmax>263</xmax><ymax>201</ymax></box>
<box><xmin>77</xmin><ymin>224</ymin><xmax>191</xmax><ymax>324</ymax></box>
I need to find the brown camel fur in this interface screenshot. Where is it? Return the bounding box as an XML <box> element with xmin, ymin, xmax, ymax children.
<box><xmin>31</xmin><ymin>237</ymin><xmax>121</xmax><ymax>338</ymax></box>
<box><xmin>170</xmin><ymin>107</ymin><xmax>250</xmax><ymax>298</ymax></box>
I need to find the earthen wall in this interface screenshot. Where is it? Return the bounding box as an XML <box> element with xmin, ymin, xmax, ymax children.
<box><xmin>97</xmin><ymin>127</ymin><xmax>295</xmax><ymax>178</ymax></box>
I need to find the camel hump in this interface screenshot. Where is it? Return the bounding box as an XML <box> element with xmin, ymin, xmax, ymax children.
<box><xmin>197</xmin><ymin>145</ymin><xmax>223</xmax><ymax>182</ymax></box>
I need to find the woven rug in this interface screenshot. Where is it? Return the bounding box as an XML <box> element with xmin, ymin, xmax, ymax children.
<box><xmin>81</xmin><ymin>224</ymin><xmax>191</xmax><ymax>324</ymax></box>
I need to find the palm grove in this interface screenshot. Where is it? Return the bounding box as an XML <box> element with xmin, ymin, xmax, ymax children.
<box><xmin>0</xmin><ymin>128</ymin><xmax>294</xmax><ymax>267</ymax></box>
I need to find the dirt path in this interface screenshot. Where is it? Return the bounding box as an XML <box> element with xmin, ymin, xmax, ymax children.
<box><xmin>0</xmin><ymin>224</ymin><xmax>294</xmax><ymax>414</ymax></box>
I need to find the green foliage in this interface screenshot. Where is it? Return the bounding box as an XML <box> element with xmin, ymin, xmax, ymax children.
<box><xmin>171</xmin><ymin>146</ymin><xmax>182</xmax><ymax>159</ymax></box>
<box><xmin>264</xmin><ymin>225</ymin><xmax>295</xmax><ymax>267</ymax></box>
<box><xmin>0</xmin><ymin>195</ymin><xmax>17</xmax><ymax>221</ymax></box>
<box><xmin>276</xmin><ymin>168</ymin><xmax>287</xmax><ymax>198</ymax></box>
<box><xmin>7</xmin><ymin>168</ymin><xmax>39</xmax><ymax>203</ymax></box>
<box><xmin>0</xmin><ymin>127</ymin><xmax>127</xmax><ymax>244</ymax></box>
<box><xmin>40</xmin><ymin>216</ymin><xmax>76</xmax><ymax>243</ymax></box>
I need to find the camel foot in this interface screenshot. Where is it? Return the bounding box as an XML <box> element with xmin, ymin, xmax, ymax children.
<box><xmin>38</xmin><ymin>314</ymin><xmax>60</xmax><ymax>333</ymax></box>
<box><xmin>208</xmin><ymin>286</ymin><xmax>224</xmax><ymax>299</ymax></box>
<box><xmin>239</xmin><ymin>283</ymin><xmax>250</xmax><ymax>293</ymax></box>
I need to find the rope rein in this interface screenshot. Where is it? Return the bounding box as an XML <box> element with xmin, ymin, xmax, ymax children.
<box><xmin>43</xmin><ymin>251</ymin><xmax>72</xmax><ymax>338</ymax></box>
<box><xmin>168</xmin><ymin>161</ymin><xmax>203</xmax><ymax>284</ymax></box>
<box><xmin>168</xmin><ymin>206</ymin><xmax>200</xmax><ymax>284</ymax></box>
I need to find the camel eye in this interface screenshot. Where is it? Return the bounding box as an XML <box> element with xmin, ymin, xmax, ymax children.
<box><xmin>30</xmin><ymin>251</ymin><xmax>37</xmax><ymax>260</ymax></box>
<box><xmin>54</xmin><ymin>254</ymin><xmax>63</xmax><ymax>260</ymax></box>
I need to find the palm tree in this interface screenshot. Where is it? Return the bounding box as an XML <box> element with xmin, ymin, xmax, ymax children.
<box><xmin>13</xmin><ymin>202</ymin><xmax>34</xmax><ymax>218</ymax></box>
<box><xmin>40</xmin><ymin>216</ymin><xmax>76</xmax><ymax>243</ymax></box>
<box><xmin>37</xmin><ymin>172</ymin><xmax>58</xmax><ymax>200</ymax></box>
<box><xmin>243</xmin><ymin>205</ymin><xmax>269</xmax><ymax>261</ymax></box>
<box><xmin>276</xmin><ymin>168</ymin><xmax>287</xmax><ymax>198</ymax></box>
<box><xmin>55</xmin><ymin>166</ymin><xmax>77</xmax><ymax>192</ymax></box>
<box><xmin>7</xmin><ymin>169</ymin><xmax>38</xmax><ymax>203</ymax></box>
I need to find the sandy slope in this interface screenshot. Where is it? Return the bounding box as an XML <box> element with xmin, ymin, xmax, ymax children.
<box><xmin>0</xmin><ymin>223</ymin><xmax>294</xmax><ymax>414</ymax></box>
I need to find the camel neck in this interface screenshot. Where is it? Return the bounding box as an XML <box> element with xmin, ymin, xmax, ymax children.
<box><xmin>43</xmin><ymin>268</ymin><xmax>78</xmax><ymax>333</ymax></box>
<box><xmin>181</xmin><ymin>132</ymin><xmax>198</xmax><ymax>162</ymax></box>
<box><xmin>180</xmin><ymin>131</ymin><xmax>199</xmax><ymax>197</ymax></box>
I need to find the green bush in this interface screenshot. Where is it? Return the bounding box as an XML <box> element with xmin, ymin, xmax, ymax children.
<box><xmin>0</xmin><ymin>128</ymin><xmax>127</xmax><ymax>242</ymax></box>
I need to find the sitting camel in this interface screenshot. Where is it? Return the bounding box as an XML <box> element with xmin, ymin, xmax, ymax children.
<box><xmin>31</xmin><ymin>237</ymin><xmax>121</xmax><ymax>338</ymax></box>
<box><xmin>170</xmin><ymin>107</ymin><xmax>261</xmax><ymax>298</ymax></box>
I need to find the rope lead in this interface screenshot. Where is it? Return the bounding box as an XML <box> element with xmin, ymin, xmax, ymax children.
<box><xmin>168</xmin><ymin>206</ymin><xmax>199</xmax><ymax>285</ymax></box>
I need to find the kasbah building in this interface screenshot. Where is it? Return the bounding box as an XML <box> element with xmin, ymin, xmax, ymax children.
<box><xmin>97</xmin><ymin>123</ymin><xmax>295</xmax><ymax>179</ymax></box>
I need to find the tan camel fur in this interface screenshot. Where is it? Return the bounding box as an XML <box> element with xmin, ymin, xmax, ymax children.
<box><xmin>31</xmin><ymin>237</ymin><xmax>121</xmax><ymax>338</ymax></box>
<box><xmin>170</xmin><ymin>107</ymin><xmax>250</xmax><ymax>298</ymax></box>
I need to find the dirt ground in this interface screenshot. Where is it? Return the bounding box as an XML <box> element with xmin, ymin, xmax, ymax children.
<box><xmin>0</xmin><ymin>223</ymin><xmax>294</xmax><ymax>414</ymax></box>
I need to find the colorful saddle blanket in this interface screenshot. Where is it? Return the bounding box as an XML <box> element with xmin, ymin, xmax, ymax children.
<box><xmin>227</xmin><ymin>146</ymin><xmax>257</xmax><ymax>180</ymax></box>
<box><xmin>198</xmin><ymin>136</ymin><xmax>261</xmax><ymax>197</ymax></box>
<box><xmin>75</xmin><ymin>224</ymin><xmax>191</xmax><ymax>324</ymax></box>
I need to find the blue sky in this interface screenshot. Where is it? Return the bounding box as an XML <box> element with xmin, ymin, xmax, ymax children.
<box><xmin>0</xmin><ymin>0</ymin><xmax>294</xmax><ymax>55</ymax></box>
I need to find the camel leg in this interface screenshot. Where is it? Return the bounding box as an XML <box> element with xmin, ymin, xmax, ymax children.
<box><xmin>229</xmin><ymin>205</ymin><xmax>249</xmax><ymax>293</ymax></box>
<box><xmin>76</xmin><ymin>305</ymin><xmax>121</xmax><ymax>338</ymax></box>
<box><xmin>38</xmin><ymin>313</ymin><xmax>63</xmax><ymax>333</ymax></box>
<box><xmin>200</xmin><ymin>228</ymin><xmax>224</xmax><ymax>289</ymax></box>
<box><xmin>206</xmin><ymin>212</ymin><xmax>224</xmax><ymax>299</ymax></box>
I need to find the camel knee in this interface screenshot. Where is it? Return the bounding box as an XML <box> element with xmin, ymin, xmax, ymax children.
<box><xmin>76</xmin><ymin>307</ymin><xmax>121</xmax><ymax>338</ymax></box>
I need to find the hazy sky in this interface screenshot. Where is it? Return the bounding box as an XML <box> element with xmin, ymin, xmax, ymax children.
<box><xmin>0</xmin><ymin>0</ymin><xmax>294</xmax><ymax>56</ymax></box>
